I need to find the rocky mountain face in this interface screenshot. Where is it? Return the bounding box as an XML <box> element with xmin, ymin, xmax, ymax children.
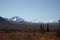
<box><xmin>0</xmin><ymin>16</ymin><xmax>7</xmax><ymax>22</ymax></box>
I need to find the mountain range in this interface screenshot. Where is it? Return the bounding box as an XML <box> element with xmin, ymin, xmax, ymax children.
<box><xmin>0</xmin><ymin>16</ymin><xmax>58</xmax><ymax>23</ymax></box>
<box><xmin>0</xmin><ymin>16</ymin><xmax>59</xmax><ymax>32</ymax></box>
<box><xmin>0</xmin><ymin>16</ymin><xmax>32</xmax><ymax>24</ymax></box>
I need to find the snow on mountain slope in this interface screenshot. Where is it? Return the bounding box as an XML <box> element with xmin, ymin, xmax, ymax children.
<box><xmin>9</xmin><ymin>16</ymin><xmax>25</xmax><ymax>22</ymax></box>
<box><xmin>0</xmin><ymin>16</ymin><xmax>59</xmax><ymax>23</ymax></box>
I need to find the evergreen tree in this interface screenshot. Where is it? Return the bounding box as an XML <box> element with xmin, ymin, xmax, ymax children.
<box><xmin>37</xmin><ymin>28</ymin><xmax>40</xmax><ymax>32</ymax></box>
<box><xmin>42</xmin><ymin>26</ymin><xmax>45</xmax><ymax>34</ymax></box>
<box><xmin>57</xmin><ymin>20</ymin><xmax>60</xmax><ymax>37</ymax></box>
<box><xmin>40</xmin><ymin>24</ymin><xmax>43</xmax><ymax>32</ymax></box>
<box><xmin>46</xmin><ymin>24</ymin><xmax>49</xmax><ymax>32</ymax></box>
<box><xmin>34</xmin><ymin>28</ymin><xmax>36</xmax><ymax>32</ymax></box>
<box><xmin>40</xmin><ymin>24</ymin><xmax>45</xmax><ymax>34</ymax></box>
<box><xmin>29</xmin><ymin>28</ymin><xmax>31</xmax><ymax>32</ymax></box>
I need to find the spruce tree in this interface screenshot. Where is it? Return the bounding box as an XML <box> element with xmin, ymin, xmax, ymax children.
<box><xmin>42</xmin><ymin>26</ymin><xmax>45</xmax><ymax>34</ymax></box>
<box><xmin>34</xmin><ymin>28</ymin><xmax>36</xmax><ymax>32</ymax></box>
<box><xmin>46</xmin><ymin>24</ymin><xmax>49</xmax><ymax>32</ymax></box>
<box><xmin>40</xmin><ymin>24</ymin><xmax>43</xmax><ymax>32</ymax></box>
<box><xmin>40</xmin><ymin>24</ymin><xmax>45</xmax><ymax>34</ymax></box>
<box><xmin>57</xmin><ymin>20</ymin><xmax>60</xmax><ymax>37</ymax></box>
<box><xmin>29</xmin><ymin>28</ymin><xmax>31</xmax><ymax>32</ymax></box>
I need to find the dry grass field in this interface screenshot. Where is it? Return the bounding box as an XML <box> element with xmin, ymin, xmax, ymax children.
<box><xmin>0</xmin><ymin>32</ymin><xmax>60</xmax><ymax>40</ymax></box>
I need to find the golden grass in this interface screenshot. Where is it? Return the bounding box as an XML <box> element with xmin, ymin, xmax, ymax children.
<box><xmin>0</xmin><ymin>32</ymin><xmax>60</xmax><ymax>40</ymax></box>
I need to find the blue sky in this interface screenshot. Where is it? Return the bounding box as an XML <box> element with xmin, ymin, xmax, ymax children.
<box><xmin>0</xmin><ymin>0</ymin><xmax>60</xmax><ymax>23</ymax></box>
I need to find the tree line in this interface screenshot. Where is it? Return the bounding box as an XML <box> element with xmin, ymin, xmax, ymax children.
<box><xmin>0</xmin><ymin>20</ymin><xmax>60</xmax><ymax>34</ymax></box>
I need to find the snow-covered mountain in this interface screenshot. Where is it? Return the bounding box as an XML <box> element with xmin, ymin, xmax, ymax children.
<box><xmin>9</xmin><ymin>16</ymin><xmax>39</xmax><ymax>23</ymax></box>
<box><xmin>9</xmin><ymin>16</ymin><xmax>25</xmax><ymax>23</ymax></box>
<box><xmin>0</xmin><ymin>16</ymin><xmax>59</xmax><ymax>24</ymax></box>
<box><xmin>0</xmin><ymin>16</ymin><xmax>39</xmax><ymax>24</ymax></box>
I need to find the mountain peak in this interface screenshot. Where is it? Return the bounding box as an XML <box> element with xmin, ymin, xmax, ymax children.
<box><xmin>10</xmin><ymin>16</ymin><xmax>25</xmax><ymax>22</ymax></box>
